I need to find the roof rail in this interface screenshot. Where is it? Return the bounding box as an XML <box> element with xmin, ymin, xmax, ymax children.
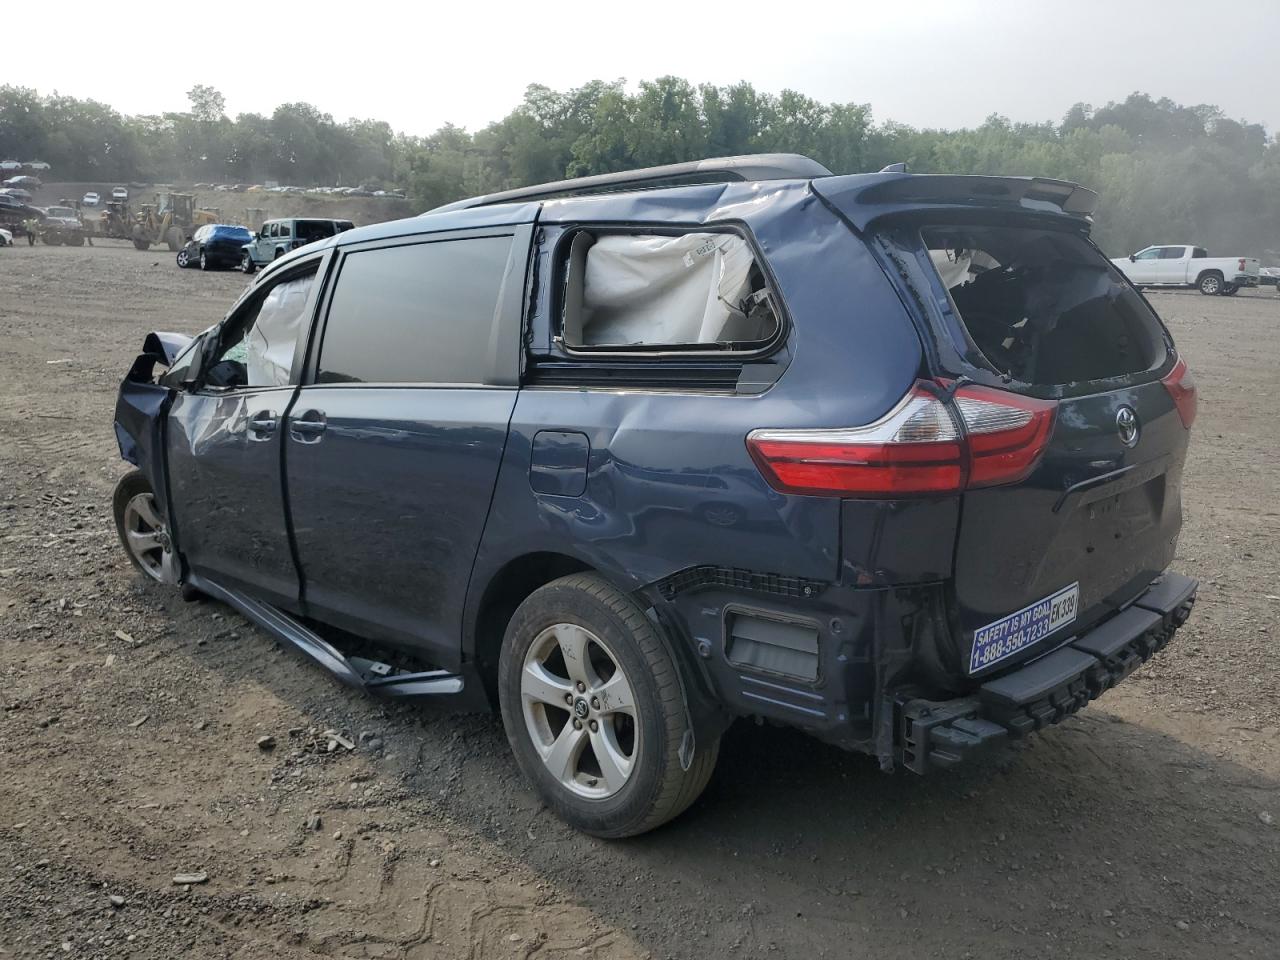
<box><xmin>426</xmin><ymin>153</ymin><xmax>833</xmax><ymax>214</ymax></box>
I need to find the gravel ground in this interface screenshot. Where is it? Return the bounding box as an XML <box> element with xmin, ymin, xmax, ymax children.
<box><xmin>1</xmin><ymin>242</ymin><xmax>1277</xmax><ymax>959</ymax></box>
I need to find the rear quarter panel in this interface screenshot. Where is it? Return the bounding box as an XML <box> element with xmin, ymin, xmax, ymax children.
<box><xmin>464</xmin><ymin>181</ymin><xmax>927</xmax><ymax>656</ymax></box>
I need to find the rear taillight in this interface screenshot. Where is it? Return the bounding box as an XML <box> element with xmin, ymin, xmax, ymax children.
<box><xmin>1239</xmin><ymin>258</ymin><xmax>1246</xmax><ymax>272</ymax></box>
<box><xmin>1161</xmin><ymin>357</ymin><xmax>1196</xmax><ymax>429</ymax></box>
<box><xmin>747</xmin><ymin>382</ymin><xmax>1057</xmax><ymax>498</ymax></box>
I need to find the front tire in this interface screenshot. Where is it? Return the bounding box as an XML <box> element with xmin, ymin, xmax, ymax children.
<box><xmin>1198</xmin><ymin>272</ymin><xmax>1223</xmax><ymax>295</ymax></box>
<box><xmin>498</xmin><ymin>573</ymin><xmax>719</xmax><ymax>838</ymax></box>
<box><xmin>176</xmin><ymin>249</ymin><xmax>189</xmax><ymax>268</ymax></box>
<box><xmin>112</xmin><ymin>470</ymin><xmax>178</xmax><ymax>584</ymax></box>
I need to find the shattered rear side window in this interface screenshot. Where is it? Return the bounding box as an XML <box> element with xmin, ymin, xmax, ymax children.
<box><xmin>560</xmin><ymin>231</ymin><xmax>779</xmax><ymax>350</ymax></box>
<box><xmin>921</xmin><ymin>225</ymin><xmax>1167</xmax><ymax>386</ymax></box>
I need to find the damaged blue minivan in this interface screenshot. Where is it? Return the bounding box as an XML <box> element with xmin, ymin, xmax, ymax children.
<box><xmin>113</xmin><ymin>154</ymin><xmax>1198</xmax><ymax>837</ymax></box>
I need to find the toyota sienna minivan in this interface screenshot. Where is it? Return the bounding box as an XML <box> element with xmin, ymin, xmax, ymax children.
<box><xmin>113</xmin><ymin>154</ymin><xmax>1197</xmax><ymax>837</ymax></box>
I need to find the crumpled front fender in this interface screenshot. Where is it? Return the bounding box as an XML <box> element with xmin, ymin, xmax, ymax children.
<box><xmin>115</xmin><ymin>332</ymin><xmax>186</xmax><ymax>524</ymax></box>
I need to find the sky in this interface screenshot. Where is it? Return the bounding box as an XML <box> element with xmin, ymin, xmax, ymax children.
<box><xmin>10</xmin><ymin>0</ymin><xmax>1279</xmax><ymax>136</ymax></box>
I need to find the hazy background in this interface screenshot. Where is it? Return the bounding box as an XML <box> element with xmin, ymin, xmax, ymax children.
<box><xmin>3</xmin><ymin>0</ymin><xmax>1278</xmax><ymax>258</ymax></box>
<box><xmin>9</xmin><ymin>0</ymin><xmax>1279</xmax><ymax>136</ymax></box>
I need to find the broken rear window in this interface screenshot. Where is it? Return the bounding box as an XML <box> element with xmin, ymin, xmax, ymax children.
<box><xmin>919</xmin><ymin>225</ymin><xmax>1168</xmax><ymax>387</ymax></box>
<box><xmin>560</xmin><ymin>230</ymin><xmax>779</xmax><ymax>350</ymax></box>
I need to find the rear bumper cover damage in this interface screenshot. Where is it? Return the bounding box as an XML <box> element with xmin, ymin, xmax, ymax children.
<box><xmin>898</xmin><ymin>572</ymin><xmax>1197</xmax><ymax>773</ymax></box>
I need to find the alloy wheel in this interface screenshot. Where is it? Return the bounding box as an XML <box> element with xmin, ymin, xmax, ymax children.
<box><xmin>520</xmin><ymin>622</ymin><xmax>638</xmax><ymax>799</ymax></box>
<box><xmin>121</xmin><ymin>492</ymin><xmax>176</xmax><ymax>583</ymax></box>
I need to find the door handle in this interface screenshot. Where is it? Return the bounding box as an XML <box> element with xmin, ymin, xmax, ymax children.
<box><xmin>248</xmin><ymin>410</ymin><xmax>278</xmax><ymax>439</ymax></box>
<box><xmin>289</xmin><ymin>409</ymin><xmax>327</xmax><ymax>442</ymax></box>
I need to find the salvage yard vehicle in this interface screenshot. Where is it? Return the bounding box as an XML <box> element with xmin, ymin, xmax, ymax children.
<box><xmin>239</xmin><ymin>217</ymin><xmax>355</xmax><ymax>272</ymax></box>
<box><xmin>1111</xmin><ymin>244</ymin><xmax>1261</xmax><ymax>295</ymax></box>
<box><xmin>36</xmin><ymin>205</ymin><xmax>86</xmax><ymax>246</ymax></box>
<box><xmin>0</xmin><ymin>226</ymin><xmax>12</xmax><ymax>246</ymax></box>
<box><xmin>177</xmin><ymin>223</ymin><xmax>254</xmax><ymax>270</ymax></box>
<box><xmin>85</xmin><ymin>192</ymin><xmax>217</xmax><ymax>251</ymax></box>
<box><xmin>112</xmin><ymin>155</ymin><xmax>1198</xmax><ymax>837</ymax></box>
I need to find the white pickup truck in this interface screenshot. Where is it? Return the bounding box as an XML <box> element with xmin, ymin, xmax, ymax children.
<box><xmin>1111</xmin><ymin>244</ymin><xmax>1261</xmax><ymax>296</ymax></box>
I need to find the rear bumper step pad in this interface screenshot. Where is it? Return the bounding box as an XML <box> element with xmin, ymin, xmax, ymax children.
<box><xmin>898</xmin><ymin>573</ymin><xmax>1197</xmax><ymax>774</ymax></box>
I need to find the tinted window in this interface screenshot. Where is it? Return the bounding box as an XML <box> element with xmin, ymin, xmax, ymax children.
<box><xmin>1193</xmin><ymin>247</ymin><xmax>1208</xmax><ymax>258</ymax></box>
<box><xmin>1158</xmin><ymin>246</ymin><xmax>1185</xmax><ymax>259</ymax></box>
<box><xmin>278</xmin><ymin>222</ymin><xmax>292</xmax><ymax>238</ymax></box>
<box><xmin>295</xmin><ymin>220</ymin><xmax>336</xmax><ymax>244</ymax></box>
<box><xmin>316</xmin><ymin>236</ymin><xmax>513</xmax><ymax>385</ymax></box>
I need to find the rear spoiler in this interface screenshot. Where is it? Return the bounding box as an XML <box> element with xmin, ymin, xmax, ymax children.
<box><xmin>812</xmin><ymin>173</ymin><xmax>1098</xmax><ymax>231</ymax></box>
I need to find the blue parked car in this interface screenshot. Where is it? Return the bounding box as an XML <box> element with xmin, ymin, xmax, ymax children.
<box><xmin>112</xmin><ymin>155</ymin><xmax>1198</xmax><ymax>837</ymax></box>
<box><xmin>177</xmin><ymin>223</ymin><xmax>254</xmax><ymax>270</ymax></box>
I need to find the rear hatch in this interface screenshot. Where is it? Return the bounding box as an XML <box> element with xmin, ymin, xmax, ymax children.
<box><xmin>784</xmin><ymin>170</ymin><xmax>1201</xmax><ymax>680</ymax></box>
<box><xmin>885</xmin><ymin>216</ymin><xmax>1194</xmax><ymax>678</ymax></box>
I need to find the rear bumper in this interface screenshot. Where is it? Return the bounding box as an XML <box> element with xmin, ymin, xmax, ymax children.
<box><xmin>897</xmin><ymin>572</ymin><xmax>1197</xmax><ymax>774</ymax></box>
<box><xmin>1232</xmin><ymin>275</ymin><xmax>1259</xmax><ymax>287</ymax></box>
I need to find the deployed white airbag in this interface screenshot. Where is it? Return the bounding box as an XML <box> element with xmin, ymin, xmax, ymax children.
<box><xmin>930</xmin><ymin>248</ymin><xmax>1001</xmax><ymax>289</ymax></box>
<box><xmin>245</xmin><ymin>275</ymin><xmax>312</xmax><ymax>386</ymax></box>
<box><xmin>578</xmin><ymin>233</ymin><xmax>756</xmax><ymax>345</ymax></box>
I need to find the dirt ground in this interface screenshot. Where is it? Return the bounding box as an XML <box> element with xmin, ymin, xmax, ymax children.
<box><xmin>1</xmin><ymin>241</ymin><xmax>1277</xmax><ymax>960</ymax></box>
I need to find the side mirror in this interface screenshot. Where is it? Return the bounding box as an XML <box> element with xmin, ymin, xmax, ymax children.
<box><xmin>1129</xmin><ymin>254</ymin><xmax>1136</xmax><ymax>262</ymax></box>
<box><xmin>185</xmin><ymin>235</ymin><xmax>192</xmax><ymax>242</ymax></box>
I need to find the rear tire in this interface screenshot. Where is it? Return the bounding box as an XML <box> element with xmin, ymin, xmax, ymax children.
<box><xmin>498</xmin><ymin>573</ymin><xmax>719</xmax><ymax>838</ymax></box>
<box><xmin>1198</xmin><ymin>272</ymin><xmax>1223</xmax><ymax>295</ymax></box>
<box><xmin>199</xmin><ymin>250</ymin><xmax>209</xmax><ymax>270</ymax></box>
<box><xmin>132</xmin><ymin>238</ymin><xmax>150</xmax><ymax>251</ymax></box>
<box><xmin>1221</xmin><ymin>284</ymin><xmax>1239</xmax><ymax>296</ymax></box>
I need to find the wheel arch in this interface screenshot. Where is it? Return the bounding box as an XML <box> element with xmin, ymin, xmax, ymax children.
<box><xmin>467</xmin><ymin>551</ymin><xmax>594</xmax><ymax>707</ymax></box>
<box><xmin>1196</xmin><ymin>268</ymin><xmax>1224</xmax><ymax>285</ymax></box>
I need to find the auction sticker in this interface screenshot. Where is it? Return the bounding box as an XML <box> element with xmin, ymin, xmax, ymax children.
<box><xmin>969</xmin><ymin>582</ymin><xmax>1079</xmax><ymax>674</ymax></box>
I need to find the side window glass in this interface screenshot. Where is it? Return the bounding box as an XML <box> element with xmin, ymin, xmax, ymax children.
<box><xmin>1158</xmin><ymin>247</ymin><xmax>1185</xmax><ymax>260</ymax></box>
<box><xmin>1134</xmin><ymin>249</ymin><xmax>1161</xmax><ymax>261</ymax></box>
<box><xmin>204</xmin><ymin>268</ymin><xmax>318</xmax><ymax>389</ymax></box>
<box><xmin>316</xmin><ymin>236</ymin><xmax>513</xmax><ymax>385</ymax></box>
<box><xmin>560</xmin><ymin>231</ymin><xmax>779</xmax><ymax>349</ymax></box>
<box><xmin>278</xmin><ymin>222</ymin><xmax>292</xmax><ymax>239</ymax></box>
<box><xmin>1193</xmin><ymin>247</ymin><xmax>1208</xmax><ymax>258</ymax></box>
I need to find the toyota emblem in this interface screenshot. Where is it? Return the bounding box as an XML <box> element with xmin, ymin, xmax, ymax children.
<box><xmin>1116</xmin><ymin>405</ymin><xmax>1140</xmax><ymax>448</ymax></box>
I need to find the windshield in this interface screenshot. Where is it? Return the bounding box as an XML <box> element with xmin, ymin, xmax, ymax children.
<box><xmin>900</xmin><ymin>223</ymin><xmax>1169</xmax><ymax>387</ymax></box>
<box><xmin>46</xmin><ymin>207</ymin><xmax>76</xmax><ymax>218</ymax></box>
